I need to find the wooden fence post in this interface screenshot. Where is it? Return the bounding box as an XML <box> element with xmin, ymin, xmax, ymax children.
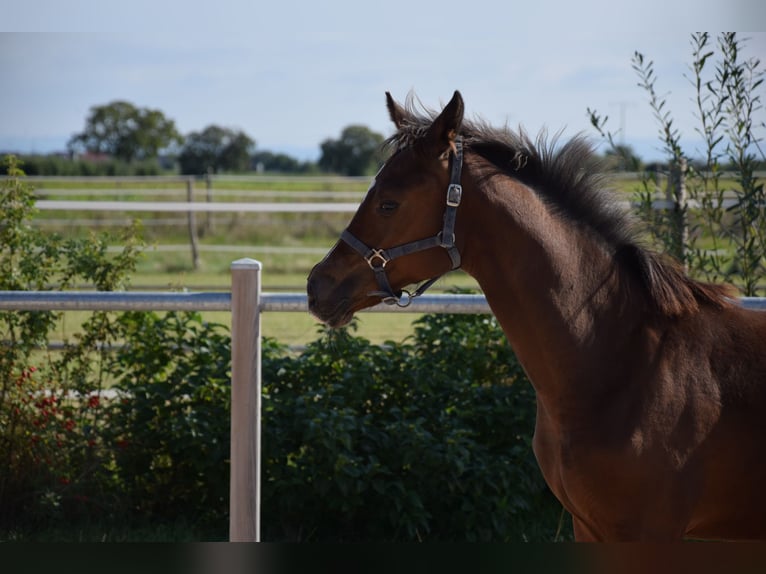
<box><xmin>204</xmin><ymin>168</ymin><xmax>214</xmax><ymax>236</ymax></box>
<box><xmin>186</xmin><ymin>178</ymin><xmax>200</xmax><ymax>270</ymax></box>
<box><xmin>229</xmin><ymin>258</ymin><xmax>262</xmax><ymax>542</ymax></box>
<box><xmin>671</xmin><ymin>158</ymin><xmax>689</xmax><ymax>269</ymax></box>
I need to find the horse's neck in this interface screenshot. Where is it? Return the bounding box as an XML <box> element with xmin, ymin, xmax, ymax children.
<box><xmin>460</xmin><ymin>172</ymin><xmax>639</xmax><ymax>412</ymax></box>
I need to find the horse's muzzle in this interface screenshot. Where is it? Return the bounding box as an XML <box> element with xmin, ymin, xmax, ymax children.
<box><xmin>306</xmin><ymin>272</ymin><xmax>354</xmax><ymax>328</ymax></box>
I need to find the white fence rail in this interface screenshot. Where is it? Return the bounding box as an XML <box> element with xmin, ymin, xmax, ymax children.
<box><xmin>33</xmin><ymin>199</ymin><xmax>362</xmax><ymax>213</ymax></box>
<box><xmin>1</xmin><ymin>262</ymin><xmax>764</xmax><ymax>542</ymax></box>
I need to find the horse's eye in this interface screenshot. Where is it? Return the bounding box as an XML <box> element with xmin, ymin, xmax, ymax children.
<box><xmin>378</xmin><ymin>200</ymin><xmax>399</xmax><ymax>215</ymax></box>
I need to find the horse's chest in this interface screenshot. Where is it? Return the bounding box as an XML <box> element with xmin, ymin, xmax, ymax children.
<box><xmin>532</xmin><ymin>424</ymin><xmax>577</xmax><ymax>503</ymax></box>
<box><xmin>532</xmin><ymin>418</ymin><xmax>577</xmax><ymax>504</ymax></box>
<box><xmin>531</xmin><ymin>417</ymin><xmax>621</xmax><ymax>516</ymax></box>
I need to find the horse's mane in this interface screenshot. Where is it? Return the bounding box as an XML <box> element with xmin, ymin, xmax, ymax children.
<box><xmin>386</xmin><ymin>97</ymin><xmax>733</xmax><ymax>317</ymax></box>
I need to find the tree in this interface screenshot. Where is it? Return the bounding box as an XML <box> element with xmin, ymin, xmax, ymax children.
<box><xmin>68</xmin><ymin>101</ymin><xmax>182</xmax><ymax>163</ymax></box>
<box><xmin>319</xmin><ymin>125</ymin><xmax>385</xmax><ymax>176</ymax></box>
<box><xmin>178</xmin><ymin>125</ymin><xmax>255</xmax><ymax>175</ymax></box>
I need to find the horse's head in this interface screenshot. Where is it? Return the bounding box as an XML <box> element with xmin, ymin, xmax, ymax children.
<box><xmin>307</xmin><ymin>90</ymin><xmax>466</xmax><ymax>327</ymax></box>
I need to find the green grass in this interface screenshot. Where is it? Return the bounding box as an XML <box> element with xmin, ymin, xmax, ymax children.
<box><xmin>40</xmin><ymin>212</ymin><xmax>482</xmax><ymax>346</ymax></box>
<box><xmin>47</xmin><ymin>304</ymin><xmax>422</xmax><ymax>350</ymax></box>
<box><xmin>30</xmin><ymin>177</ymin><xmax>483</xmax><ymax>344</ymax></box>
<box><xmin>49</xmin><ymin>269</ymin><xmax>478</xmax><ymax>347</ymax></box>
<box><xmin>26</xmin><ymin>172</ymin><xmax>763</xmax><ymax>347</ymax></box>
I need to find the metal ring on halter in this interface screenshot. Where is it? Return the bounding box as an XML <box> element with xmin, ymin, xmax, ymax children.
<box><xmin>365</xmin><ymin>249</ymin><xmax>390</xmax><ymax>269</ymax></box>
<box><xmin>395</xmin><ymin>290</ymin><xmax>412</xmax><ymax>307</ymax></box>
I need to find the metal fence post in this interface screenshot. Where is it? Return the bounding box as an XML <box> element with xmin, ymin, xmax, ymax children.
<box><xmin>229</xmin><ymin>258</ymin><xmax>262</xmax><ymax>542</ymax></box>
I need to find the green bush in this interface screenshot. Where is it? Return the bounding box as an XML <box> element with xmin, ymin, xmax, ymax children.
<box><xmin>105</xmin><ymin>311</ymin><xmax>231</xmax><ymax>531</ymax></box>
<box><xmin>92</xmin><ymin>311</ymin><xmax>566</xmax><ymax>541</ymax></box>
<box><xmin>0</xmin><ymin>156</ymin><xmax>144</xmax><ymax>529</ymax></box>
<box><xmin>261</xmin><ymin>316</ymin><xmax>567</xmax><ymax>542</ymax></box>
<box><xmin>2</xmin><ymin>308</ymin><xmax>568</xmax><ymax>541</ymax></box>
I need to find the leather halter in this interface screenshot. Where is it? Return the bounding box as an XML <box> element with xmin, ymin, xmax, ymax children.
<box><xmin>340</xmin><ymin>136</ymin><xmax>464</xmax><ymax>307</ymax></box>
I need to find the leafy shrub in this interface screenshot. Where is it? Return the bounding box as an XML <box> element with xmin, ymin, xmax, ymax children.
<box><xmin>261</xmin><ymin>316</ymin><xmax>566</xmax><ymax>542</ymax></box>
<box><xmin>0</xmin><ymin>156</ymin><xmax>144</xmax><ymax>528</ymax></box>
<box><xmin>104</xmin><ymin>311</ymin><xmax>231</xmax><ymax>531</ymax></box>
<box><xmin>3</xmin><ymin>309</ymin><xmax>566</xmax><ymax>541</ymax></box>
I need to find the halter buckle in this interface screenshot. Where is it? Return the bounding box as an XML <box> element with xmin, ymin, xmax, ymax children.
<box><xmin>365</xmin><ymin>248</ymin><xmax>390</xmax><ymax>269</ymax></box>
<box><xmin>446</xmin><ymin>184</ymin><xmax>462</xmax><ymax>207</ymax></box>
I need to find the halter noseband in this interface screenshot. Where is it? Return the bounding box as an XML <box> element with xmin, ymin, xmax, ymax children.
<box><xmin>340</xmin><ymin>136</ymin><xmax>464</xmax><ymax>307</ymax></box>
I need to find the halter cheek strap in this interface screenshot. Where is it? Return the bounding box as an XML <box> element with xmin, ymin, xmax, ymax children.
<box><xmin>340</xmin><ymin>136</ymin><xmax>464</xmax><ymax>307</ymax></box>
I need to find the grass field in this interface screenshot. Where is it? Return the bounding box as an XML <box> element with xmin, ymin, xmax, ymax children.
<box><xmin>24</xmin><ymin>171</ymin><xmax>764</xmax><ymax>345</ymax></box>
<box><xmin>133</xmin><ymin>243</ymin><xmax>480</xmax><ymax>345</ymax></box>
<box><xmin>26</xmin><ymin>174</ymin><xmax>494</xmax><ymax>345</ymax></box>
<box><xmin>48</xmin><ymin>267</ymin><xmax>480</xmax><ymax>347</ymax></box>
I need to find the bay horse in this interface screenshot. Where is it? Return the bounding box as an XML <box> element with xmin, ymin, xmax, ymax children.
<box><xmin>306</xmin><ymin>91</ymin><xmax>766</xmax><ymax>541</ymax></box>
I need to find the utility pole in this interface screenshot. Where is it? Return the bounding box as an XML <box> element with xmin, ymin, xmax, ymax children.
<box><xmin>609</xmin><ymin>100</ymin><xmax>636</xmax><ymax>146</ymax></box>
<box><xmin>609</xmin><ymin>101</ymin><xmax>637</xmax><ymax>169</ymax></box>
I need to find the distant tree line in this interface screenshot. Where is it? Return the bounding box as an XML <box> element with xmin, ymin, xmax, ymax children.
<box><xmin>15</xmin><ymin>98</ymin><xmax>762</xmax><ymax>178</ymax></box>
<box><xmin>9</xmin><ymin>100</ymin><xmax>388</xmax><ymax>177</ymax></box>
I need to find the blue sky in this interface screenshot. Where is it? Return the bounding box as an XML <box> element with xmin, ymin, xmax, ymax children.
<box><xmin>2</xmin><ymin>1</ymin><xmax>765</xmax><ymax>162</ymax></box>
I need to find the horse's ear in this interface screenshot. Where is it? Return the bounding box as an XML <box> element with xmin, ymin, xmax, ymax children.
<box><xmin>425</xmin><ymin>90</ymin><xmax>464</xmax><ymax>155</ymax></box>
<box><xmin>386</xmin><ymin>92</ymin><xmax>407</xmax><ymax>129</ymax></box>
